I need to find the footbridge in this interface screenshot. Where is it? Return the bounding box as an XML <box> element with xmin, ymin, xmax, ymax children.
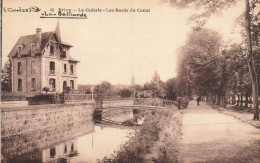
<box><xmin>93</xmin><ymin>99</ymin><xmax>177</xmax><ymax>125</ymax></box>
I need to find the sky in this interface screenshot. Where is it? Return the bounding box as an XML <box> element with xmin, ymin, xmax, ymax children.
<box><xmin>2</xmin><ymin>0</ymin><xmax>244</xmax><ymax>85</ymax></box>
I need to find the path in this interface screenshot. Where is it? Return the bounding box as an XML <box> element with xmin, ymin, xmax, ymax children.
<box><xmin>178</xmin><ymin>101</ymin><xmax>260</xmax><ymax>163</ymax></box>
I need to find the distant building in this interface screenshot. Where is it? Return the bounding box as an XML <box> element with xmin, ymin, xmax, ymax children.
<box><xmin>8</xmin><ymin>22</ymin><xmax>79</xmax><ymax>97</ymax></box>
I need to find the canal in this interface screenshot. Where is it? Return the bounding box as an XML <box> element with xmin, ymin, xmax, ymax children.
<box><xmin>2</xmin><ymin>108</ymin><xmax>147</xmax><ymax>163</ymax></box>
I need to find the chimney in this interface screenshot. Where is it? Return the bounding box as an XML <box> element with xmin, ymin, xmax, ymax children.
<box><xmin>36</xmin><ymin>28</ymin><xmax>42</xmax><ymax>49</ymax></box>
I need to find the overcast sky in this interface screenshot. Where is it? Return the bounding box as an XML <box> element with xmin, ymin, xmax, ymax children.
<box><xmin>2</xmin><ymin>0</ymin><xmax>244</xmax><ymax>85</ymax></box>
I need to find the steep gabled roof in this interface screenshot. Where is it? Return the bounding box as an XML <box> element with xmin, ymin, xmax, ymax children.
<box><xmin>8</xmin><ymin>31</ymin><xmax>54</xmax><ymax>58</ymax></box>
<box><xmin>8</xmin><ymin>29</ymin><xmax>79</xmax><ymax>62</ymax></box>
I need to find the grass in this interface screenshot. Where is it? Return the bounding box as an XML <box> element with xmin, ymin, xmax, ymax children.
<box><xmin>100</xmin><ymin>108</ymin><xmax>177</xmax><ymax>163</ymax></box>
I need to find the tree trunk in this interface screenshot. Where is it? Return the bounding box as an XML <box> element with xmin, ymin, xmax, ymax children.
<box><xmin>240</xmin><ymin>94</ymin><xmax>243</xmax><ymax>107</ymax></box>
<box><xmin>207</xmin><ymin>93</ymin><xmax>212</xmax><ymax>104</ymax></box>
<box><xmin>186</xmin><ymin>67</ymin><xmax>190</xmax><ymax>97</ymax></box>
<box><xmin>245</xmin><ymin>95</ymin><xmax>249</xmax><ymax>108</ymax></box>
<box><xmin>232</xmin><ymin>95</ymin><xmax>236</xmax><ymax>105</ymax></box>
<box><xmin>245</xmin><ymin>0</ymin><xmax>259</xmax><ymax>120</ymax></box>
<box><xmin>219</xmin><ymin>94</ymin><xmax>226</xmax><ymax>107</ymax></box>
<box><xmin>237</xmin><ymin>94</ymin><xmax>240</xmax><ymax>106</ymax></box>
<box><xmin>216</xmin><ymin>93</ymin><xmax>220</xmax><ymax>105</ymax></box>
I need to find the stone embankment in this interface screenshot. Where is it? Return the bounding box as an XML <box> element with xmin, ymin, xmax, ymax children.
<box><xmin>1</xmin><ymin>103</ymin><xmax>94</xmax><ymax>137</ymax></box>
<box><xmin>1</xmin><ymin>103</ymin><xmax>95</xmax><ymax>161</ymax></box>
<box><xmin>1</xmin><ymin>99</ymin><xmax>134</xmax><ymax>137</ymax></box>
<box><xmin>1</xmin><ymin>99</ymin><xmax>134</xmax><ymax>162</ymax></box>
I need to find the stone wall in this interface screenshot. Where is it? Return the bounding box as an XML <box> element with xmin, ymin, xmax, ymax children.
<box><xmin>1</xmin><ymin>103</ymin><xmax>94</xmax><ymax>137</ymax></box>
<box><xmin>1</xmin><ymin>100</ymin><xmax>134</xmax><ymax>161</ymax></box>
<box><xmin>1</xmin><ymin>103</ymin><xmax>94</xmax><ymax>161</ymax></box>
<box><xmin>2</xmin><ymin>120</ymin><xmax>94</xmax><ymax>161</ymax></box>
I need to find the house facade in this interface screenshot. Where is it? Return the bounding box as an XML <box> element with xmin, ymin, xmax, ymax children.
<box><xmin>8</xmin><ymin>23</ymin><xmax>79</xmax><ymax>97</ymax></box>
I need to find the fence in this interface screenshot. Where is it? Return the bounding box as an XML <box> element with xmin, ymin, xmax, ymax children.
<box><xmin>1</xmin><ymin>93</ymin><xmax>26</xmax><ymax>101</ymax></box>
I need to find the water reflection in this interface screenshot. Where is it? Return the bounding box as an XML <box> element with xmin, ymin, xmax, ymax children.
<box><xmin>95</xmin><ymin>108</ymin><xmax>148</xmax><ymax>126</ymax></box>
<box><xmin>2</xmin><ymin>108</ymin><xmax>148</xmax><ymax>163</ymax></box>
<box><xmin>42</xmin><ymin>140</ymin><xmax>78</xmax><ymax>162</ymax></box>
<box><xmin>2</xmin><ymin>120</ymin><xmax>94</xmax><ymax>163</ymax></box>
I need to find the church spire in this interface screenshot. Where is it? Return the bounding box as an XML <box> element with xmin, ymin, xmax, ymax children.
<box><xmin>131</xmin><ymin>75</ymin><xmax>136</xmax><ymax>86</ymax></box>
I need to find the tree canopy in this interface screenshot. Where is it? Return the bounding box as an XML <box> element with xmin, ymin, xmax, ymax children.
<box><xmin>1</xmin><ymin>59</ymin><xmax>12</xmax><ymax>92</ymax></box>
<box><xmin>166</xmin><ymin>0</ymin><xmax>259</xmax><ymax>119</ymax></box>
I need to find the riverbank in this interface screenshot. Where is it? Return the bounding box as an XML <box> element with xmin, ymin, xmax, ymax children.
<box><xmin>101</xmin><ymin>107</ymin><xmax>182</xmax><ymax>163</ymax></box>
<box><xmin>144</xmin><ymin>111</ymin><xmax>182</xmax><ymax>163</ymax></box>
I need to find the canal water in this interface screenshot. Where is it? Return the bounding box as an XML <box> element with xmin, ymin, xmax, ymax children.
<box><xmin>2</xmin><ymin>108</ymin><xmax>147</xmax><ymax>163</ymax></box>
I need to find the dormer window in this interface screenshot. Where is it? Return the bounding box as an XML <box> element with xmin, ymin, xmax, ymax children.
<box><xmin>31</xmin><ymin>44</ymin><xmax>36</xmax><ymax>52</ymax></box>
<box><xmin>18</xmin><ymin>47</ymin><xmax>21</xmax><ymax>53</ymax></box>
<box><xmin>63</xmin><ymin>51</ymin><xmax>67</xmax><ymax>58</ymax></box>
<box><xmin>50</xmin><ymin>45</ymin><xmax>54</xmax><ymax>55</ymax></box>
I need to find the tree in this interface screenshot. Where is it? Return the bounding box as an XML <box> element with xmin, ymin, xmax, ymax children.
<box><xmin>244</xmin><ymin>0</ymin><xmax>259</xmax><ymax>120</ymax></box>
<box><xmin>166</xmin><ymin>0</ymin><xmax>259</xmax><ymax>120</ymax></box>
<box><xmin>1</xmin><ymin>59</ymin><xmax>12</xmax><ymax>92</ymax></box>
<box><xmin>78</xmin><ymin>84</ymin><xmax>93</xmax><ymax>94</ymax></box>
<box><xmin>94</xmin><ymin>81</ymin><xmax>112</xmax><ymax>95</ymax></box>
<box><xmin>221</xmin><ymin>43</ymin><xmax>249</xmax><ymax>106</ymax></box>
<box><xmin>144</xmin><ymin>71</ymin><xmax>165</xmax><ymax>98</ymax></box>
<box><xmin>133</xmin><ymin>84</ymin><xmax>143</xmax><ymax>92</ymax></box>
<box><xmin>42</xmin><ymin>87</ymin><xmax>50</xmax><ymax>94</ymax></box>
<box><xmin>64</xmin><ymin>86</ymin><xmax>71</xmax><ymax>93</ymax></box>
<box><xmin>94</xmin><ymin>81</ymin><xmax>121</xmax><ymax>99</ymax></box>
<box><xmin>165</xmin><ymin>78</ymin><xmax>177</xmax><ymax>100</ymax></box>
<box><xmin>176</xmin><ymin>28</ymin><xmax>222</xmax><ymax>104</ymax></box>
<box><xmin>120</xmin><ymin>88</ymin><xmax>132</xmax><ymax>98</ymax></box>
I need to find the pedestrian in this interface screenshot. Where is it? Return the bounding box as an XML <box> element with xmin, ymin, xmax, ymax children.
<box><xmin>197</xmin><ymin>96</ymin><xmax>200</xmax><ymax>106</ymax></box>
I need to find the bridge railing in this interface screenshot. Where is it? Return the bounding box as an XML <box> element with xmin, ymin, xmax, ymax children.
<box><xmin>162</xmin><ymin>99</ymin><xmax>178</xmax><ymax>107</ymax></box>
<box><xmin>134</xmin><ymin>98</ymin><xmax>177</xmax><ymax>108</ymax></box>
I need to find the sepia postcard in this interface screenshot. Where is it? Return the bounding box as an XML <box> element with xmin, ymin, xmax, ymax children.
<box><xmin>1</xmin><ymin>0</ymin><xmax>260</xmax><ymax>163</ymax></box>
